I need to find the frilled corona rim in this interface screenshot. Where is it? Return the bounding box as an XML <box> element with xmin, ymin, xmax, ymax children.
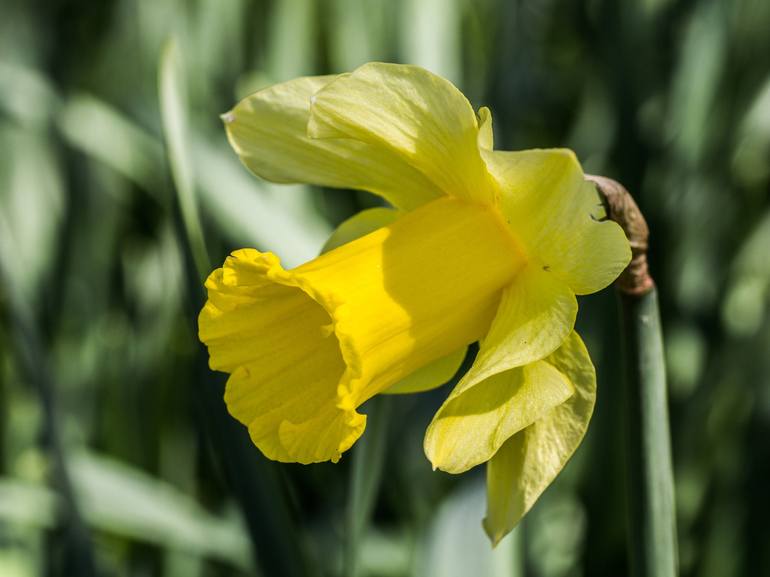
<box><xmin>218</xmin><ymin>249</ymin><xmax>367</xmax><ymax>458</ymax></box>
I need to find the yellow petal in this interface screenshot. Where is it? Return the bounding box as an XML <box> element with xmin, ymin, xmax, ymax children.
<box><xmin>477</xmin><ymin>106</ymin><xmax>493</xmax><ymax>150</ymax></box>
<box><xmin>459</xmin><ymin>265</ymin><xmax>577</xmax><ymax>396</ymax></box>
<box><xmin>199</xmin><ymin>197</ymin><xmax>525</xmax><ymax>464</ymax></box>
<box><xmin>483</xmin><ymin>148</ymin><xmax>631</xmax><ymax>294</ymax></box>
<box><xmin>424</xmin><ymin>360</ymin><xmax>574</xmax><ymax>474</ymax></box>
<box><xmin>224</xmin><ymin>75</ymin><xmax>444</xmax><ymax>211</ymax></box>
<box><xmin>384</xmin><ymin>347</ymin><xmax>467</xmax><ymax>395</ymax></box>
<box><xmin>321</xmin><ymin>207</ymin><xmax>401</xmax><ymax>253</ymax></box>
<box><xmin>483</xmin><ymin>331</ymin><xmax>597</xmax><ymax>545</ymax></box>
<box><xmin>308</xmin><ymin>62</ymin><xmax>494</xmax><ymax>204</ymax></box>
<box><xmin>424</xmin><ymin>265</ymin><xmax>577</xmax><ymax>473</ymax></box>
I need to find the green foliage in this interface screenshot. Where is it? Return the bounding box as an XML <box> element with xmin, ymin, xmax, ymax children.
<box><xmin>1</xmin><ymin>0</ymin><xmax>769</xmax><ymax>576</ymax></box>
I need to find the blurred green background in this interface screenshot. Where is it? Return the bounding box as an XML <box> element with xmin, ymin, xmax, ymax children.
<box><xmin>1</xmin><ymin>0</ymin><xmax>769</xmax><ymax>576</ymax></box>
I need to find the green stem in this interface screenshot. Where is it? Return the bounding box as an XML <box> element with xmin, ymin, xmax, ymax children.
<box><xmin>589</xmin><ymin>175</ymin><xmax>678</xmax><ymax>577</ymax></box>
<box><xmin>620</xmin><ymin>287</ymin><xmax>678</xmax><ymax>577</ymax></box>
<box><xmin>344</xmin><ymin>396</ymin><xmax>391</xmax><ymax>577</ymax></box>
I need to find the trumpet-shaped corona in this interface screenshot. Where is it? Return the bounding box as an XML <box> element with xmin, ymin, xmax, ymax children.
<box><xmin>200</xmin><ymin>198</ymin><xmax>525</xmax><ymax>463</ymax></box>
<box><xmin>199</xmin><ymin>62</ymin><xmax>631</xmax><ymax>542</ymax></box>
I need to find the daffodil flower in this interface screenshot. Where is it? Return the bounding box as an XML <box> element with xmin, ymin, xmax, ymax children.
<box><xmin>199</xmin><ymin>62</ymin><xmax>630</xmax><ymax>542</ymax></box>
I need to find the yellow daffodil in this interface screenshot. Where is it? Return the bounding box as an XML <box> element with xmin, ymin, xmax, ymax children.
<box><xmin>199</xmin><ymin>62</ymin><xmax>630</xmax><ymax>542</ymax></box>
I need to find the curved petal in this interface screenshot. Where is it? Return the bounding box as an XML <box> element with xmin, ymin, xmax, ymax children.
<box><xmin>424</xmin><ymin>265</ymin><xmax>577</xmax><ymax>472</ymax></box>
<box><xmin>321</xmin><ymin>207</ymin><xmax>401</xmax><ymax>253</ymax></box>
<box><xmin>384</xmin><ymin>347</ymin><xmax>467</xmax><ymax>395</ymax></box>
<box><xmin>477</xmin><ymin>107</ymin><xmax>493</xmax><ymax>150</ymax></box>
<box><xmin>483</xmin><ymin>148</ymin><xmax>631</xmax><ymax>294</ymax></box>
<box><xmin>424</xmin><ymin>360</ymin><xmax>574</xmax><ymax>473</ymax></box>
<box><xmin>445</xmin><ymin>264</ymin><xmax>577</xmax><ymax>399</ymax></box>
<box><xmin>224</xmin><ymin>75</ymin><xmax>444</xmax><ymax>211</ymax></box>
<box><xmin>483</xmin><ymin>331</ymin><xmax>597</xmax><ymax>545</ymax></box>
<box><xmin>308</xmin><ymin>62</ymin><xmax>495</xmax><ymax>204</ymax></box>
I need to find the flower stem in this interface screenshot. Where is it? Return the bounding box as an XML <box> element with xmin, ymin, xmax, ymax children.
<box><xmin>588</xmin><ymin>176</ymin><xmax>678</xmax><ymax>577</ymax></box>
<box><xmin>619</xmin><ymin>286</ymin><xmax>678</xmax><ymax>577</ymax></box>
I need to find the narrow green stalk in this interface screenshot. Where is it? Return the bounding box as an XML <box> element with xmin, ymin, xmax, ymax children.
<box><xmin>159</xmin><ymin>39</ymin><xmax>210</xmax><ymax>279</ymax></box>
<box><xmin>589</xmin><ymin>176</ymin><xmax>678</xmax><ymax>577</ymax></box>
<box><xmin>344</xmin><ymin>396</ymin><xmax>391</xmax><ymax>577</ymax></box>
<box><xmin>620</xmin><ymin>287</ymin><xmax>677</xmax><ymax>577</ymax></box>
